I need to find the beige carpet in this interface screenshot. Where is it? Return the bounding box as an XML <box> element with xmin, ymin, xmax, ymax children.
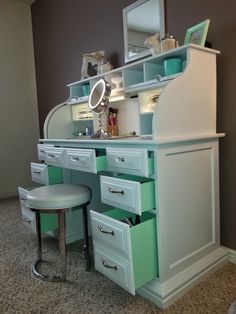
<box><xmin>0</xmin><ymin>197</ymin><xmax>235</xmax><ymax>314</ymax></box>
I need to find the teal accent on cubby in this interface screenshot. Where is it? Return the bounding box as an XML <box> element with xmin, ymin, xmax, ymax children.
<box><xmin>140</xmin><ymin>113</ymin><xmax>153</xmax><ymax>136</ymax></box>
<box><xmin>104</xmin><ymin>208</ymin><xmax>158</xmax><ymax>289</ymax></box>
<box><xmin>70</xmin><ymin>84</ymin><xmax>83</xmax><ymax>98</ymax></box>
<box><xmin>123</xmin><ymin>65</ymin><xmax>144</xmax><ymax>87</ymax></box>
<box><xmin>48</xmin><ymin>166</ymin><xmax>63</xmax><ymax>184</ymax></box>
<box><xmin>143</xmin><ymin>62</ymin><xmax>165</xmax><ymax>81</ymax></box>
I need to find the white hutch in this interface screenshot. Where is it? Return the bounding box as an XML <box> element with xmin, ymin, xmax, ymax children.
<box><xmin>20</xmin><ymin>44</ymin><xmax>227</xmax><ymax>308</ymax></box>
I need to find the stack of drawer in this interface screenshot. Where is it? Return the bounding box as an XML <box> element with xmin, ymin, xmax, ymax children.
<box><xmin>39</xmin><ymin>144</ymin><xmax>107</xmax><ymax>174</ymax></box>
<box><xmin>18</xmin><ymin>161</ymin><xmax>63</xmax><ymax>234</ymax></box>
<box><xmin>90</xmin><ymin>147</ymin><xmax>158</xmax><ymax>295</ymax></box>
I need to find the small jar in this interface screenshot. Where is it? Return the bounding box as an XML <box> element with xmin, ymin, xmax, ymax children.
<box><xmin>161</xmin><ymin>33</ymin><xmax>178</xmax><ymax>52</ymax></box>
<box><xmin>100</xmin><ymin>61</ymin><xmax>113</xmax><ymax>74</ymax></box>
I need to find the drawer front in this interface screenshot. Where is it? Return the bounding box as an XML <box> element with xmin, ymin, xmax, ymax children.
<box><xmin>90</xmin><ymin>210</ymin><xmax>131</xmax><ymax>259</ymax></box>
<box><xmin>37</xmin><ymin>144</ymin><xmax>53</xmax><ymax>161</ymax></box>
<box><xmin>64</xmin><ymin>148</ymin><xmax>97</xmax><ymax>173</ymax></box>
<box><xmin>31</xmin><ymin>163</ymin><xmax>48</xmax><ymax>185</ymax></box>
<box><xmin>21</xmin><ymin>207</ymin><xmax>36</xmax><ymax>233</ymax></box>
<box><xmin>91</xmin><ymin>209</ymin><xmax>158</xmax><ymax>294</ymax></box>
<box><xmin>44</xmin><ymin>147</ymin><xmax>65</xmax><ymax>167</ymax></box>
<box><xmin>100</xmin><ymin>176</ymin><xmax>142</xmax><ymax>215</ymax></box>
<box><xmin>106</xmin><ymin>148</ymin><xmax>150</xmax><ymax>177</ymax></box>
<box><xmin>94</xmin><ymin>244</ymin><xmax>135</xmax><ymax>295</ymax></box>
<box><xmin>18</xmin><ymin>186</ymin><xmax>28</xmax><ymax>205</ymax></box>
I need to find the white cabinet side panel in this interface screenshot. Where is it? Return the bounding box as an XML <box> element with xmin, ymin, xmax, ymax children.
<box><xmin>153</xmin><ymin>48</ymin><xmax>217</xmax><ymax>140</ymax></box>
<box><xmin>157</xmin><ymin>140</ymin><xmax>220</xmax><ymax>280</ymax></box>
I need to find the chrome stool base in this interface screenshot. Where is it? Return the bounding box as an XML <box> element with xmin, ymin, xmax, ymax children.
<box><xmin>26</xmin><ymin>184</ymin><xmax>92</xmax><ymax>282</ymax></box>
<box><xmin>32</xmin><ymin>259</ymin><xmax>65</xmax><ymax>282</ymax></box>
<box><xmin>32</xmin><ymin>203</ymin><xmax>91</xmax><ymax>282</ymax></box>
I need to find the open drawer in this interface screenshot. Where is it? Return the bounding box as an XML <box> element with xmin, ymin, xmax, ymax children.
<box><xmin>100</xmin><ymin>175</ymin><xmax>155</xmax><ymax>215</ymax></box>
<box><xmin>106</xmin><ymin>148</ymin><xmax>154</xmax><ymax>177</ymax></box>
<box><xmin>90</xmin><ymin>208</ymin><xmax>158</xmax><ymax>295</ymax></box>
<box><xmin>31</xmin><ymin>163</ymin><xmax>63</xmax><ymax>185</ymax></box>
<box><xmin>18</xmin><ymin>187</ymin><xmax>57</xmax><ymax>234</ymax></box>
<box><xmin>64</xmin><ymin>148</ymin><xmax>106</xmax><ymax>173</ymax></box>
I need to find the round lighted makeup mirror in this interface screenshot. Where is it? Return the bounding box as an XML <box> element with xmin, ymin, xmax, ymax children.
<box><xmin>88</xmin><ymin>79</ymin><xmax>111</xmax><ymax>138</ymax></box>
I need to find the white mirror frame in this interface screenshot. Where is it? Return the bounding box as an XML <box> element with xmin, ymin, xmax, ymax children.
<box><xmin>123</xmin><ymin>0</ymin><xmax>165</xmax><ymax>63</ymax></box>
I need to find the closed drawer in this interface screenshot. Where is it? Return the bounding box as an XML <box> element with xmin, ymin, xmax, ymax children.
<box><xmin>64</xmin><ymin>148</ymin><xmax>106</xmax><ymax>173</ymax></box>
<box><xmin>30</xmin><ymin>163</ymin><xmax>63</xmax><ymax>185</ymax></box>
<box><xmin>91</xmin><ymin>208</ymin><xmax>158</xmax><ymax>295</ymax></box>
<box><xmin>106</xmin><ymin>148</ymin><xmax>154</xmax><ymax>177</ymax></box>
<box><xmin>44</xmin><ymin>147</ymin><xmax>65</xmax><ymax>167</ymax></box>
<box><xmin>100</xmin><ymin>175</ymin><xmax>155</xmax><ymax>215</ymax></box>
<box><xmin>37</xmin><ymin>144</ymin><xmax>53</xmax><ymax>161</ymax></box>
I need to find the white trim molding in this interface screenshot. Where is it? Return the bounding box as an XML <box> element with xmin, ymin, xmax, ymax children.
<box><xmin>228</xmin><ymin>248</ymin><xmax>236</xmax><ymax>264</ymax></box>
<box><xmin>137</xmin><ymin>247</ymin><xmax>228</xmax><ymax>309</ymax></box>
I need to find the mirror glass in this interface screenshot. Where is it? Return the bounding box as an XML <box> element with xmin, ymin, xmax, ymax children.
<box><xmin>88</xmin><ymin>79</ymin><xmax>111</xmax><ymax>138</ymax></box>
<box><xmin>123</xmin><ymin>0</ymin><xmax>165</xmax><ymax>63</ymax></box>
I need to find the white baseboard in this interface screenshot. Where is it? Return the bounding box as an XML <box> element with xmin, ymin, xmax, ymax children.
<box><xmin>228</xmin><ymin>248</ymin><xmax>236</xmax><ymax>264</ymax></box>
<box><xmin>137</xmin><ymin>247</ymin><xmax>228</xmax><ymax>309</ymax></box>
<box><xmin>0</xmin><ymin>190</ymin><xmax>18</xmax><ymax>199</ymax></box>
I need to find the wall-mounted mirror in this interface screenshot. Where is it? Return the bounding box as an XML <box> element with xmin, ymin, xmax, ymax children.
<box><xmin>123</xmin><ymin>0</ymin><xmax>165</xmax><ymax>63</ymax></box>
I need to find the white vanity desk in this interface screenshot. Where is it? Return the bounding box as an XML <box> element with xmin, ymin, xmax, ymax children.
<box><xmin>31</xmin><ymin>45</ymin><xmax>228</xmax><ymax>308</ymax></box>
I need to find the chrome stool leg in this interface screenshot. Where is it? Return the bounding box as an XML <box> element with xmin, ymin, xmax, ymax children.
<box><xmin>58</xmin><ymin>211</ymin><xmax>66</xmax><ymax>281</ymax></box>
<box><xmin>82</xmin><ymin>203</ymin><xmax>91</xmax><ymax>271</ymax></box>
<box><xmin>32</xmin><ymin>209</ymin><xmax>46</xmax><ymax>280</ymax></box>
<box><xmin>32</xmin><ymin>209</ymin><xmax>67</xmax><ymax>282</ymax></box>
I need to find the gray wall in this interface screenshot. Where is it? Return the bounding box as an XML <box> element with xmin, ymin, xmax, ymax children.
<box><xmin>31</xmin><ymin>0</ymin><xmax>236</xmax><ymax>250</ymax></box>
<box><xmin>0</xmin><ymin>0</ymin><xmax>39</xmax><ymax>198</ymax></box>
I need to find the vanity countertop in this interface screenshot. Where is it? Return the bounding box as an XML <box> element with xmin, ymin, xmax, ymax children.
<box><xmin>40</xmin><ymin>133</ymin><xmax>224</xmax><ymax>147</ymax></box>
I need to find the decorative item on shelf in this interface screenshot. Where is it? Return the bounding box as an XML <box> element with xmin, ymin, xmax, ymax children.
<box><xmin>108</xmin><ymin>73</ymin><xmax>124</xmax><ymax>98</ymax></box>
<box><xmin>184</xmin><ymin>19</ymin><xmax>210</xmax><ymax>46</ymax></box>
<box><xmin>81</xmin><ymin>51</ymin><xmax>105</xmax><ymax>79</ymax></box>
<box><xmin>144</xmin><ymin>32</ymin><xmax>161</xmax><ymax>55</ymax></box>
<box><xmin>161</xmin><ymin>33</ymin><xmax>179</xmax><ymax>52</ymax></box>
<box><xmin>107</xmin><ymin>107</ymin><xmax>118</xmax><ymax>136</ymax></box>
<box><xmin>98</xmin><ymin>58</ymin><xmax>113</xmax><ymax>74</ymax></box>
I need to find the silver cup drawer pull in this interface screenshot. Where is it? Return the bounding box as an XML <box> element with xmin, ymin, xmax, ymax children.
<box><xmin>108</xmin><ymin>187</ymin><xmax>124</xmax><ymax>195</ymax></box>
<box><xmin>71</xmin><ymin>156</ymin><xmax>80</xmax><ymax>162</ymax></box>
<box><xmin>48</xmin><ymin>153</ymin><xmax>55</xmax><ymax>159</ymax></box>
<box><xmin>98</xmin><ymin>225</ymin><xmax>114</xmax><ymax>236</ymax></box>
<box><xmin>115</xmin><ymin>157</ymin><xmax>125</xmax><ymax>163</ymax></box>
<box><xmin>23</xmin><ymin>218</ymin><xmax>31</xmax><ymax>224</ymax></box>
<box><xmin>101</xmin><ymin>258</ymin><xmax>118</xmax><ymax>270</ymax></box>
<box><xmin>33</xmin><ymin>170</ymin><xmax>41</xmax><ymax>174</ymax></box>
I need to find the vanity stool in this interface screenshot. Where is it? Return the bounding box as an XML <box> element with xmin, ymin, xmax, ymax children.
<box><xmin>26</xmin><ymin>183</ymin><xmax>91</xmax><ymax>282</ymax></box>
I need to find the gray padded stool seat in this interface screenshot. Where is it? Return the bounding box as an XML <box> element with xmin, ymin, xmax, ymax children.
<box><xmin>26</xmin><ymin>183</ymin><xmax>91</xmax><ymax>282</ymax></box>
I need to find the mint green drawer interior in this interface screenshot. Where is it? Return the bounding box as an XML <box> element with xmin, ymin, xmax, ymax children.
<box><xmin>103</xmin><ymin>208</ymin><xmax>158</xmax><ymax>290</ymax></box>
<box><xmin>40</xmin><ymin>213</ymin><xmax>58</xmax><ymax>233</ymax></box>
<box><xmin>106</xmin><ymin>148</ymin><xmax>154</xmax><ymax>177</ymax></box>
<box><xmin>48</xmin><ymin>166</ymin><xmax>63</xmax><ymax>184</ymax></box>
<box><xmin>65</xmin><ymin>148</ymin><xmax>107</xmax><ymax>173</ymax></box>
<box><xmin>101</xmin><ymin>175</ymin><xmax>156</xmax><ymax>215</ymax></box>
